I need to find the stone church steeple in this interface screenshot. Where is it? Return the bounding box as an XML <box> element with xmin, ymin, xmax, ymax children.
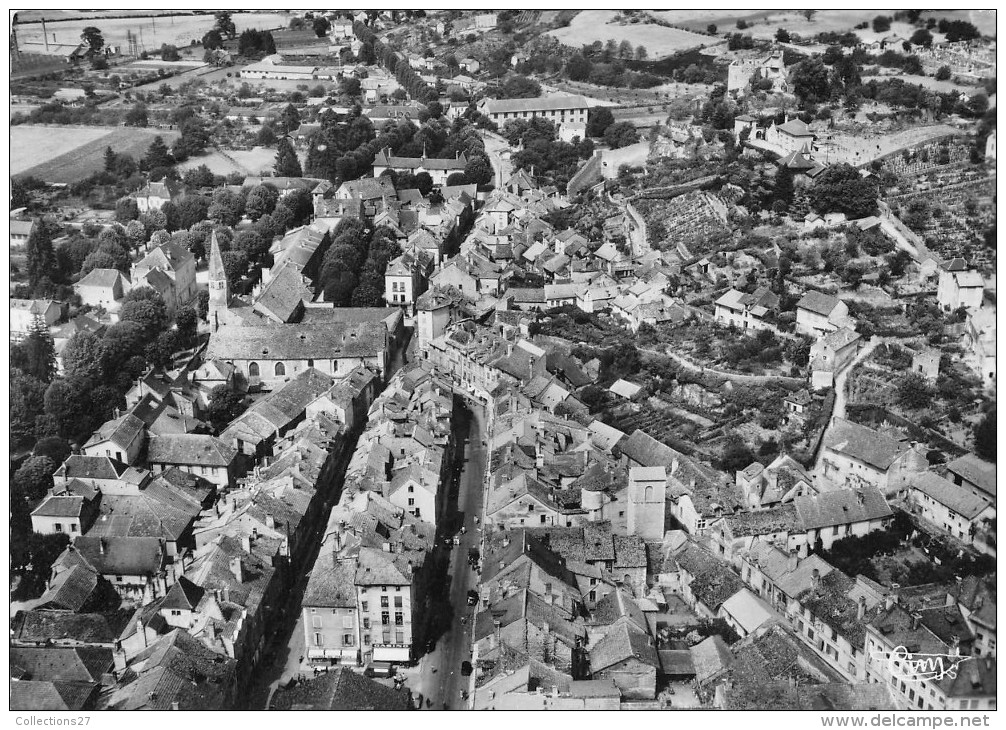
<box><xmin>207</xmin><ymin>231</ymin><xmax>229</xmax><ymax>330</ymax></box>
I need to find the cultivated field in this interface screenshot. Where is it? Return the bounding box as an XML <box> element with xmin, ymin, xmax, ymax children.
<box><xmin>177</xmin><ymin>147</ymin><xmax>281</xmax><ymax>177</ymax></box>
<box><xmin>15</xmin><ymin>11</ymin><xmax>288</xmax><ymax>55</ymax></box>
<box><xmin>12</xmin><ymin>125</ymin><xmax>179</xmax><ymax>183</ymax></box>
<box><xmin>547</xmin><ymin>10</ymin><xmax>712</xmax><ymax>58</ymax></box>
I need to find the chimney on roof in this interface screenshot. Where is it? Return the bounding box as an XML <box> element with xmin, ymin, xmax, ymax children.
<box><xmin>542</xmin><ymin>620</ymin><xmax>549</xmax><ymax>635</ymax></box>
<box><xmin>100</xmin><ymin>538</ymin><xmax>108</xmax><ymax>555</ymax></box>
<box><xmin>499</xmin><ymin>559</ymin><xmax>505</xmax><ymax>571</ymax></box>
<box><xmin>137</xmin><ymin>619</ymin><xmax>147</xmax><ymax>648</ymax></box>
<box><xmin>242</xmin><ymin>535</ymin><xmax>252</xmax><ymax>554</ymax></box>
<box><xmin>230</xmin><ymin>556</ymin><xmax>244</xmax><ymax>584</ymax></box>
<box><xmin>221</xmin><ymin>586</ymin><xmax>230</xmax><ymax>603</ymax></box>
<box><xmin>171</xmin><ymin>701</ymin><xmax>180</xmax><ymax>711</ymax></box>
<box><xmin>950</xmin><ymin>635</ymin><xmax>961</xmax><ymax>657</ymax></box>
<box><xmin>911</xmin><ymin>611</ymin><xmax>922</xmax><ymax>630</ymax></box>
<box><xmin>946</xmin><ymin>592</ymin><xmax>956</xmax><ymax>608</ymax></box>
<box><xmin>857</xmin><ymin>595</ymin><xmax>867</xmax><ymax>621</ymax></box>
<box><xmin>787</xmin><ymin>550</ymin><xmax>798</xmax><ymax>573</ymax></box>
<box><xmin>811</xmin><ymin>568</ymin><xmax>821</xmax><ymax>590</ymax></box>
<box><xmin>856</xmin><ymin>489</ymin><xmax>865</xmax><ymax>506</ymax></box>
<box><xmin>502</xmin><ymin>534</ymin><xmax>511</xmax><ymax>548</ymax></box>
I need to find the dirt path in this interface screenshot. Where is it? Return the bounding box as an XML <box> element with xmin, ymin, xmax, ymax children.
<box><xmin>641</xmin><ymin>345</ymin><xmax>806</xmax><ymax>386</ymax></box>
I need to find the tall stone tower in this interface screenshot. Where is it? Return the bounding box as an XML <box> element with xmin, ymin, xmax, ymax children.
<box><xmin>207</xmin><ymin>231</ymin><xmax>229</xmax><ymax>330</ymax></box>
<box><xmin>628</xmin><ymin>466</ymin><xmax>667</xmax><ymax>541</ymax></box>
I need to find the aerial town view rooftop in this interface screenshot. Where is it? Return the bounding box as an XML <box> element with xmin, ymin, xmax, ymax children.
<box><xmin>7</xmin><ymin>8</ymin><xmax>996</xmax><ymax>716</ymax></box>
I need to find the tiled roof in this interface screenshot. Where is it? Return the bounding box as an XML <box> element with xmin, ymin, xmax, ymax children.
<box><xmin>37</xmin><ymin>565</ymin><xmax>100</xmax><ymax>612</ymax></box>
<box><xmin>56</xmin><ymin>455</ymin><xmax>129</xmax><ymax>481</ymax></box>
<box><xmin>75</xmin><ymin>268</ymin><xmax>127</xmax><ymax>289</ymax></box>
<box><xmin>31</xmin><ymin>495</ymin><xmax>85</xmax><ymax>518</ymax></box>
<box><xmin>793</xmin><ymin>485</ymin><xmax>892</xmax><ymax>530</ymax></box>
<box><xmin>589</xmin><ymin>622</ymin><xmax>659</xmax><ymax>672</ymax></box>
<box><xmin>63</xmin><ymin>536</ymin><xmax>165</xmax><ymax>577</ymax></box>
<box><xmin>824</xmin><ymin>418</ymin><xmax>908</xmax><ymax>471</ymax></box>
<box><xmin>912</xmin><ymin>471</ymin><xmax>991</xmax><ymax>520</ymax></box>
<box><xmin>271</xmin><ymin>667</ymin><xmax>410</xmax><ymax>710</ymax></box>
<box><xmin>11</xmin><ymin>609</ymin><xmax>134</xmax><ymax>645</ymax></box>
<box><xmin>481</xmin><ymin>95</ymin><xmax>589</xmax><ymax>115</ymax></box>
<box><xmin>10</xmin><ymin>646</ymin><xmax>112</xmax><ymax>684</ymax></box>
<box><xmin>945</xmin><ymin>454</ymin><xmax>996</xmax><ymax>498</ymax></box>
<box><xmin>10</xmin><ymin>680</ymin><xmax>97</xmax><ymax>711</ymax></box>
<box><xmin>148</xmin><ymin>434</ymin><xmax>237</xmax><ymax>468</ymax></box>
<box><xmin>797</xmin><ymin>290</ymin><xmax>841</xmax><ymax>317</ymax></box>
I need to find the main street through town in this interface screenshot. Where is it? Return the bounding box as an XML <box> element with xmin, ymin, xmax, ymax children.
<box><xmin>413</xmin><ymin>398</ymin><xmax>487</xmax><ymax>710</ymax></box>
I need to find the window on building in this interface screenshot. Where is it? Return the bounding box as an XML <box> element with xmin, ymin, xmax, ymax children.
<box><xmin>54</xmin><ymin>523</ymin><xmax>63</xmax><ymax>532</ymax></box>
<box><xmin>394</xmin><ymin>596</ymin><xmax>403</xmax><ymax>608</ymax></box>
<box><xmin>312</xmin><ymin>616</ymin><xmax>322</xmax><ymax>628</ymax></box>
<box><xmin>248</xmin><ymin>362</ymin><xmax>260</xmax><ymax>377</ymax></box>
<box><xmin>395</xmin><ymin>612</ymin><xmax>404</xmax><ymax>626</ymax></box>
<box><xmin>408</xmin><ymin>498</ymin><xmax>415</xmax><ymax>506</ymax></box>
<box><xmin>363</xmin><ymin>634</ymin><xmax>371</xmax><ymax>646</ymax></box>
<box><xmin>342</xmin><ymin>615</ymin><xmax>353</xmax><ymax>628</ymax></box>
<box><xmin>315</xmin><ymin>633</ymin><xmax>323</xmax><ymax>646</ymax></box>
<box><xmin>361</xmin><ymin>601</ymin><xmax>368</xmax><ymax>612</ymax></box>
<box><xmin>380</xmin><ymin>596</ymin><xmax>389</xmax><ymax>607</ymax></box>
<box><xmin>382</xmin><ymin>611</ymin><xmax>390</xmax><ymax>625</ymax></box>
<box><xmin>363</xmin><ymin>618</ymin><xmax>370</xmax><ymax>629</ymax></box>
<box><xmin>343</xmin><ymin>634</ymin><xmax>354</xmax><ymax>646</ymax></box>
<box><xmin>70</xmin><ymin>524</ymin><xmax>78</xmax><ymax>533</ymax></box>
<box><xmin>395</xmin><ymin>630</ymin><xmax>404</xmax><ymax>644</ymax></box>
<box><xmin>383</xmin><ymin>630</ymin><xmax>391</xmax><ymax>643</ymax></box>
<box><xmin>275</xmin><ymin>362</ymin><xmax>286</xmax><ymax>376</ymax></box>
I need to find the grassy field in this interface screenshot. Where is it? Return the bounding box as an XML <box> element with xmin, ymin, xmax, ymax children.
<box><xmin>15</xmin><ymin>11</ymin><xmax>288</xmax><ymax>55</ymax></box>
<box><xmin>547</xmin><ymin>10</ymin><xmax>712</xmax><ymax>58</ymax></box>
<box><xmin>12</xmin><ymin>125</ymin><xmax>179</xmax><ymax>183</ymax></box>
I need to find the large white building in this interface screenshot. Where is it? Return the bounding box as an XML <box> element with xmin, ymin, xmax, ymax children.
<box><xmin>477</xmin><ymin>95</ymin><xmax>589</xmax><ymax>127</ymax></box>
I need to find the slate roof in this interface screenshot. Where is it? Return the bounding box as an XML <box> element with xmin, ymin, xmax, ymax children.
<box><xmin>912</xmin><ymin>471</ymin><xmax>991</xmax><ymax>520</ymax></box>
<box><xmin>31</xmin><ymin>495</ymin><xmax>85</xmax><ymax>518</ymax></box>
<box><xmin>159</xmin><ymin>577</ymin><xmax>205</xmax><ymax>611</ymax></box>
<box><xmin>793</xmin><ymin>486</ymin><xmax>892</xmax><ymax>530</ymax></box>
<box><xmin>824</xmin><ymin>418</ymin><xmax>908</xmax><ymax>471</ymax></box>
<box><xmin>57</xmin><ymin>455</ymin><xmax>130</xmax><ymax>481</ymax></box>
<box><xmin>271</xmin><ymin>667</ymin><xmax>410</xmax><ymax>710</ymax></box>
<box><xmin>205</xmin><ymin>321</ymin><xmax>387</xmax><ymax>362</ymax></box>
<box><xmin>148</xmin><ymin>434</ymin><xmax>237</xmax><ymax>467</ymax></box>
<box><xmin>83</xmin><ymin>412</ymin><xmax>145</xmax><ymax>451</ymax></box>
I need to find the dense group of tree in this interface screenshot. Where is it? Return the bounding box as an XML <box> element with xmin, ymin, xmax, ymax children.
<box><xmin>503</xmin><ymin>118</ymin><xmax>595</xmax><ymax>192</ymax></box>
<box><xmin>317</xmin><ymin>219</ymin><xmax>400</xmax><ymax>306</ymax></box>
<box><xmin>354</xmin><ymin>21</ymin><xmax>438</xmax><ymax>104</ymax></box>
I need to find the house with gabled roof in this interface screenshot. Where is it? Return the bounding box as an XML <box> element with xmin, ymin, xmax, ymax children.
<box><xmin>796</xmin><ymin>291</ymin><xmax>853</xmax><ymax>336</ymax></box>
<box><xmin>588</xmin><ymin>620</ymin><xmax>659</xmax><ymax>699</ymax></box>
<box><xmin>908</xmin><ymin>471</ymin><xmax>995</xmax><ymax>554</ymax></box>
<box><xmin>74</xmin><ymin>268</ymin><xmax>130</xmax><ymax>313</ymax></box>
<box><xmin>81</xmin><ymin>411</ymin><xmax>147</xmax><ymax>465</ymax></box>
<box><xmin>715</xmin><ymin>286</ymin><xmax>779</xmax><ymax>331</ymax></box>
<box><xmin>131</xmin><ymin>240</ymin><xmax>197</xmax><ymax>313</ymax></box>
<box><xmin>53</xmin><ymin>536</ymin><xmax>170</xmax><ymax>604</ymax></box>
<box><xmin>820</xmin><ymin>418</ymin><xmax>927</xmax><ymax>495</ymax></box>
<box><xmin>147</xmin><ymin>434</ymin><xmax>241</xmax><ymax>489</ymax></box>
<box><xmin>131</xmin><ymin>179</ymin><xmax>180</xmax><ymax>213</ymax></box>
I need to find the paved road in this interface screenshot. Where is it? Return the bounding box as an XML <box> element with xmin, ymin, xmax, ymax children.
<box><xmin>414</xmin><ymin>399</ymin><xmax>487</xmax><ymax>710</ymax></box>
<box><xmin>482</xmin><ymin>132</ymin><xmax>511</xmax><ymax>189</ymax></box>
<box><xmin>812</xmin><ymin>336</ymin><xmax>893</xmax><ymax>479</ymax></box>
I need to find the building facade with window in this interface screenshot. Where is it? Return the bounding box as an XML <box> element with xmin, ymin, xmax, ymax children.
<box><xmin>354</xmin><ymin>547</ymin><xmax>417</xmax><ymax>666</ymax></box>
